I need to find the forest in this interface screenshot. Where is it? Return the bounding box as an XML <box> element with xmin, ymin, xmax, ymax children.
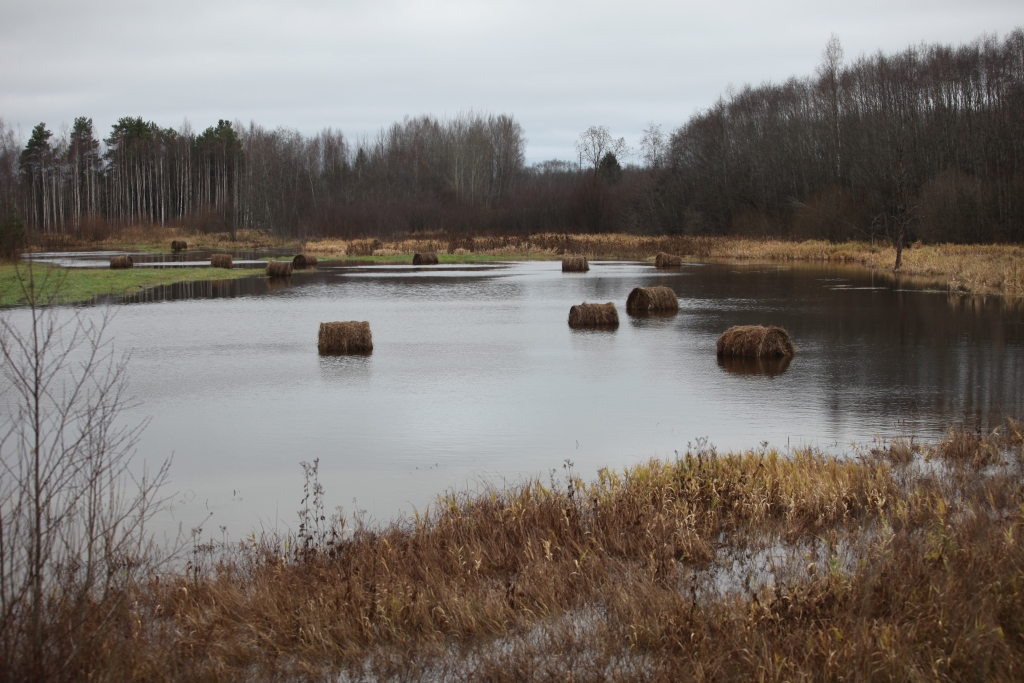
<box><xmin>0</xmin><ymin>28</ymin><xmax>1021</xmax><ymax>246</ymax></box>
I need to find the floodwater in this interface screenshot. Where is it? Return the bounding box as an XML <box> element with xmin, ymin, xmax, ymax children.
<box><xmin>3</xmin><ymin>258</ymin><xmax>1023</xmax><ymax>538</ymax></box>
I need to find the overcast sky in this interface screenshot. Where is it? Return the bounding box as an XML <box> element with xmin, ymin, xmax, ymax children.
<box><xmin>0</xmin><ymin>0</ymin><xmax>1020</xmax><ymax>163</ymax></box>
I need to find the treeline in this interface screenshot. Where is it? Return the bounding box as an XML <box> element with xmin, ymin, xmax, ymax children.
<box><xmin>1</xmin><ymin>28</ymin><xmax>1022</xmax><ymax>245</ymax></box>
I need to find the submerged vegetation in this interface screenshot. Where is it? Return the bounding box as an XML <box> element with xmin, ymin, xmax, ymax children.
<box><xmin>1</xmin><ymin>422</ymin><xmax>1021</xmax><ymax>680</ymax></box>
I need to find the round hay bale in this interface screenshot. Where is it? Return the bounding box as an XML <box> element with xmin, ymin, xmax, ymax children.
<box><xmin>171</xmin><ymin>240</ymin><xmax>188</xmax><ymax>251</ymax></box>
<box><xmin>293</xmin><ymin>254</ymin><xmax>318</xmax><ymax>269</ymax></box>
<box><xmin>413</xmin><ymin>252</ymin><xmax>439</xmax><ymax>265</ymax></box>
<box><xmin>318</xmin><ymin>321</ymin><xmax>373</xmax><ymax>355</ymax></box>
<box><xmin>210</xmin><ymin>253</ymin><xmax>233</xmax><ymax>269</ymax></box>
<box><xmin>109</xmin><ymin>255</ymin><xmax>133</xmax><ymax>269</ymax></box>
<box><xmin>626</xmin><ymin>286</ymin><xmax>679</xmax><ymax>315</ymax></box>
<box><xmin>561</xmin><ymin>255</ymin><xmax>589</xmax><ymax>272</ymax></box>
<box><xmin>717</xmin><ymin>355</ymin><xmax>792</xmax><ymax>377</ymax></box>
<box><xmin>716</xmin><ymin>325</ymin><xmax>795</xmax><ymax>358</ymax></box>
<box><xmin>266</xmin><ymin>260</ymin><xmax>293</xmax><ymax>277</ymax></box>
<box><xmin>568</xmin><ymin>302</ymin><xmax>619</xmax><ymax>329</ymax></box>
<box><xmin>654</xmin><ymin>252</ymin><xmax>682</xmax><ymax>268</ymax></box>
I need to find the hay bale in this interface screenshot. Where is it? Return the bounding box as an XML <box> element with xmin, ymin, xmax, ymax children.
<box><xmin>413</xmin><ymin>252</ymin><xmax>439</xmax><ymax>265</ymax></box>
<box><xmin>568</xmin><ymin>302</ymin><xmax>619</xmax><ymax>329</ymax></box>
<box><xmin>318</xmin><ymin>321</ymin><xmax>373</xmax><ymax>355</ymax></box>
<box><xmin>266</xmin><ymin>260</ymin><xmax>293</xmax><ymax>277</ymax></box>
<box><xmin>293</xmin><ymin>254</ymin><xmax>318</xmax><ymax>269</ymax></box>
<box><xmin>210</xmin><ymin>253</ymin><xmax>233</xmax><ymax>269</ymax></box>
<box><xmin>716</xmin><ymin>325</ymin><xmax>795</xmax><ymax>358</ymax></box>
<box><xmin>654</xmin><ymin>252</ymin><xmax>682</xmax><ymax>268</ymax></box>
<box><xmin>626</xmin><ymin>286</ymin><xmax>679</xmax><ymax>315</ymax></box>
<box><xmin>562</xmin><ymin>255</ymin><xmax>589</xmax><ymax>272</ymax></box>
<box><xmin>717</xmin><ymin>355</ymin><xmax>792</xmax><ymax>377</ymax></box>
<box><xmin>171</xmin><ymin>240</ymin><xmax>188</xmax><ymax>251</ymax></box>
<box><xmin>109</xmin><ymin>255</ymin><xmax>133</xmax><ymax>269</ymax></box>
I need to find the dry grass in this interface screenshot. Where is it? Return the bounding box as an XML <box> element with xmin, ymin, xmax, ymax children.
<box><xmin>716</xmin><ymin>325</ymin><xmax>796</xmax><ymax>358</ymax></box>
<box><xmin>19</xmin><ymin>421</ymin><xmax>1024</xmax><ymax>681</ymax></box>
<box><xmin>265</xmin><ymin>260</ymin><xmax>293</xmax><ymax>277</ymax></box>
<box><xmin>318</xmin><ymin>321</ymin><xmax>373</xmax><ymax>355</ymax></box>
<box><xmin>568</xmin><ymin>302</ymin><xmax>619</xmax><ymax>329</ymax></box>
<box><xmin>413</xmin><ymin>252</ymin><xmax>439</xmax><ymax>265</ymax></box>
<box><xmin>108</xmin><ymin>254</ymin><xmax>133</xmax><ymax>269</ymax></box>
<box><xmin>562</xmin><ymin>255</ymin><xmax>590</xmax><ymax>272</ymax></box>
<box><xmin>302</xmin><ymin>235</ymin><xmax>1024</xmax><ymax>297</ymax></box>
<box><xmin>210</xmin><ymin>253</ymin><xmax>233</xmax><ymax>269</ymax></box>
<box><xmin>626</xmin><ymin>286</ymin><xmax>679</xmax><ymax>315</ymax></box>
<box><xmin>655</xmin><ymin>251</ymin><xmax>683</xmax><ymax>268</ymax></box>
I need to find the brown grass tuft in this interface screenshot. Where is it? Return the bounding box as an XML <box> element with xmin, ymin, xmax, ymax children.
<box><xmin>413</xmin><ymin>252</ymin><xmax>439</xmax><ymax>265</ymax></box>
<box><xmin>318</xmin><ymin>321</ymin><xmax>373</xmax><ymax>354</ymax></box>
<box><xmin>568</xmin><ymin>302</ymin><xmax>619</xmax><ymax>329</ymax></box>
<box><xmin>108</xmin><ymin>254</ymin><xmax>133</xmax><ymax>269</ymax></box>
<box><xmin>626</xmin><ymin>286</ymin><xmax>679</xmax><ymax>315</ymax></box>
<box><xmin>561</xmin><ymin>255</ymin><xmax>589</xmax><ymax>272</ymax></box>
<box><xmin>716</xmin><ymin>325</ymin><xmax>795</xmax><ymax>358</ymax></box>
<box><xmin>210</xmin><ymin>253</ymin><xmax>233</xmax><ymax>269</ymax></box>
<box><xmin>654</xmin><ymin>251</ymin><xmax>682</xmax><ymax>268</ymax></box>
<box><xmin>265</xmin><ymin>260</ymin><xmax>293</xmax><ymax>277</ymax></box>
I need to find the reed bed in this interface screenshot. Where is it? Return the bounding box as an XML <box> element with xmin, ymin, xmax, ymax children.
<box><xmin>210</xmin><ymin>253</ymin><xmax>233</xmax><ymax>269</ymax></box>
<box><xmin>108</xmin><ymin>254</ymin><xmax>133</xmax><ymax>269</ymax></box>
<box><xmin>561</xmin><ymin>255</ymin><xmax>589</xmax><ymax>272</ymax></box>
<box><xmin>265</xmin><ymin>260</ymin><xmax>293</xmax><ymax>277</ymax></box>
<box><xmin>318</xmin><ymin>321</ymin><xmax>373</xmax><ymax>354</ymax></box>
<box><xmin>22</xmin><ymin>421</ymin><xmax>1024</xmax><ymax>681</ymax></box>
<box><xmin>568</xmin><ymin>302</ymin><xmax>619</xmax><ymax>328</ymax></box>
<box><xmin>413</xmin><ymin>252</ymin><xmax>439</xmax><ymax>265</ymax></box>
<box><xmin>717</xmin><ymin>324</ymin><xmax>795</xmax><ymax>358</ymax></box>
<box><xmin>654</xmin><ymin>251</ymin><xmax>682</xmax><ymax>268</ymax></box>
<box><xmin>626</xmin><ymin>286</ymin><xmax>679</xmax><ymax>315</ymax></box>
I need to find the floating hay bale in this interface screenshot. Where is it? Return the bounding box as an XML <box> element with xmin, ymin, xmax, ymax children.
<box><xmin>716</xmin><ymin>325</ymin><xmax>795</xmax><ymax>358</ymax></box>
<box><xmin>266</xmin><ymin>260</ymin><xmax>293</xmax><ymax>277</ymax></box>
<box><xmin>717</xmin><ymin>355</ymin><xmax>792</xmax><ymax>377</ymax></box>
<box><xmin>626</xmin><ymin>286</ymin><xmax>679</xmax><ymax>315</ymax></box>
<box><xmin>654</xmin><ymin>252</ymin><xmax>682</xmax><ymax>268</ymax></box>
<box><xmin>292</xmin><ymin>254</ymin><xmax>317</xmax><ymax>269</ymax></box>
<box><xmin>568</xmin><ymin>302</ymin><xmax>619</xmax><ymax>329</ymax></box>
<box><xmin>109</xmin><ymin>255</ymin><xmax>133</xmax><ymax>269</ymax></box>
<box><xmin>318</xmin><ymin>321</ymin><xmax>373</xmax><ymax>355</ymax></box>
<box><xmin>171</xmin><ymin>240</ymin><xmax>188</xmax><ymax>251</ymax></box>
<box><xmin>210</xmin><ymin>253</ymin><xmax>233</xmax><ymax>269</ymax></box>
<box><xmin>413</xmin><ymin>252</ymin><xmax>439</xmax><ymax>265</ymax></box>
<box><xmin>562</xmin><ymin>255</ymin><xmax>589</xmax><ymax>272</ymax></box>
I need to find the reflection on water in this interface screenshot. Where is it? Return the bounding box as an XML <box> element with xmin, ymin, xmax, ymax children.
<box><xmin>717</xmin><ymin>355</ymin><xmax>793</xmax><ymax>377</ymax></box>
<box><xmin>2</xmin><ymin>259</ymin><xmax>1022</xmax><ymax>538</ymax></box>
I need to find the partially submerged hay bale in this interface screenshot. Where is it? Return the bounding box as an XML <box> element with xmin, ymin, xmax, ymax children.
<box><xmin>413</xmin><ymin>252</ymin><xmax>439</xmax><ymax>265</ymax></box>
<box><xmin>266</xmin><ymin>260</ymin><xmax>293</xmax><ymax>277</ymax></box>
<box><xmin>716</xmin><ymin>325</ymin><xmax>795</xmax><ymax>358</ymax></box>
<box><xmin>626</xmin><ymin>286</ymin><xmax>679</xmax><ymax>315</ymax></box>
<box><xmin>654</xmin><ymin>252</ymin><xmax>682</xmax><ymax>268</ymax></box>
<box><xmin>109</xmin><ymin>255</ymin><xmax>133</xmax><ymax>269</ymax></box>
<box><xmin>171</xmin><ymin>240</ymin><xmax>187</xmax><ymax>251</ymax></box>
<box><xmin>210</xmin><ymin>253</ymin><xmax>233</xmax><ymax>269</ymax></box>
<box><xmin>568</xmin><ymin>302</ymin><xmax>619</xmax><ymax>329</ymax></box>
<box><xmin>562</xmin><ymin>255</ymin><xmax>589</xmax><ymax>272</ymax></box>
<box><xmin>318</xmin><ymin>321</ymin><xmax>373</xmax><ymax>355</ymax></box>
<box><xmin>292</xmin><ymin>254</ymin><xmax>317</xmax><ymax>269</ymax></box>
<box><xmin>717</xmin><ymin>355</ymin><xmax>792</xmax><ymax>377</ymax></box>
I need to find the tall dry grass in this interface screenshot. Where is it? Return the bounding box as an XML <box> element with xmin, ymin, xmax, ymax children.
<box><xmin>15</xmin><ymin>422</ymin><xmax>1024</xmax><ymax>681</ymax></box>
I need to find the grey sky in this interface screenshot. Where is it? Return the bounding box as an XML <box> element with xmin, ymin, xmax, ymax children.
<box><xmin>1</xmin><ymin>0</ymin><xmax>1020</xmax><ymax>163</ymax></box>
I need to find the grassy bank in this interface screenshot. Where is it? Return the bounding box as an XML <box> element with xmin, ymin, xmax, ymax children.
<box><xmin>306</xmin><ymin>234</ymin><xmax>1024</xmax><ymax>297</ymax></box>
<box><xmin>0</xmin><ymin>263</ymin><xmax>262</xmax><ymax>307</ymax></box>
<box><xmin>14</xmin><ymin>422</ymin><xmax>1024</xmax><ymax>680</ymax></box>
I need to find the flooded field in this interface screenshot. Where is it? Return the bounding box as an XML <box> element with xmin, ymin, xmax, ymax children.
<box><xmin>3</xmin><ymin>258</ymin><xmax>1023</xmax><ymax>538</ymax></box>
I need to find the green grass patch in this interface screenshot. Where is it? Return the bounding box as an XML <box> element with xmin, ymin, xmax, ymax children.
<box><xmin>0</xmin><ymin>263</ymin><xmax>263</xmax><ymax>307</ymax></box>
